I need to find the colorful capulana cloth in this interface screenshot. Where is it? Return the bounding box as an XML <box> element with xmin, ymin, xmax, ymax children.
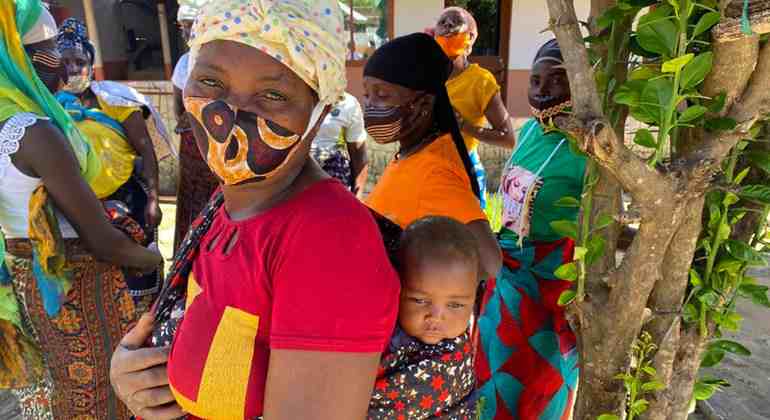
<box><xmin>5</xmin><ymin>238</ymin><xmax>136</xmax><ymax>420</ymax></box>
<box><xmin>369</xmin><ymin>327</ymin><xmax>476</xmax><ymax>420</ymax></box>
<box><xmin>188</xmin><ymin>0</ymin><xmax>348</xmax><ymax>106</ymax></box>
<box><xmin>475</xmin><ymin>236</ymin><xmax>578</xmax><ymax>420</ymax></box>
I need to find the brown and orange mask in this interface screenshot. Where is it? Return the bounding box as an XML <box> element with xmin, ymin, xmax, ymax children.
<box><xmin>184</xmin><ymin>97</ymin><xmax>321</xmax><ymax>185</ymax></box>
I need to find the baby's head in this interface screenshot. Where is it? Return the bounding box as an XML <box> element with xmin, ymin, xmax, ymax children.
<box><xmin>397</xmin><ymin>216</ymin><xmax>480</xmax><ymax>345</ymax></box>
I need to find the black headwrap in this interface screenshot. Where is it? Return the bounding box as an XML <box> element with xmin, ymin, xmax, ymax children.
<box><xmin>364</xmin><ymin>33</ymin><xmax>480</xmax><ymax>199</ymax></box>
<box><xmin>533</xmin><ymin>38</ymin><xmax>563</xmax><ymax>67</ymax></box>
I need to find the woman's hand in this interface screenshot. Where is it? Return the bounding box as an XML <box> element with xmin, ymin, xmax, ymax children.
<box><xmin>145</xmin><ymin>197</ymin><xmax>163</xmax><ymax>229</ymax></box>
<box><xmin>110</xmin><ymin>313</ymin><xmax>185</xmax><ymax>420</ymax></box>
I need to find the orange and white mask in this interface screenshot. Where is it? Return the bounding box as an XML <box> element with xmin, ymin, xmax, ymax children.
<box><xmin>184</xmin><ymin>97</ymin><xmax>325</xmax><ymax>185</ymax></box>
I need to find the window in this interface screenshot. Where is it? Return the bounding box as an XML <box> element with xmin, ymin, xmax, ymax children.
<box><xmin>445</xmin><ymin>0</ymin><xmax>501</xmax><ymax>56</ymax></box>
<box><xmin>341</xmin><ymin>0</ymin><xmax>392</xmax><ymax>62</ymax></box>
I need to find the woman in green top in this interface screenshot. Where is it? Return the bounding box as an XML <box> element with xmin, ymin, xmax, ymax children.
<box><xmin>475</xmin><ymin>39</ymin><xmax>585</xmax><ymax>420</ymax></box>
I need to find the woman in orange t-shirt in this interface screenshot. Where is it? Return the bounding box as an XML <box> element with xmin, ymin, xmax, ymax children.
<box><xmin>364</xmin><ymin>33</ymin><xmax>501</xmax><ymax>280</ymax></box>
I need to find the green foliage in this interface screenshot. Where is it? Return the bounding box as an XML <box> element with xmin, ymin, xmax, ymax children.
<box><xmin>606</xmin><ymin>332</ymin><xmax>666</xmax><ymax>420</ymax></box>
<box><xmin>585</xmin><ymin>1</ymin><xmax>769</xmax><ymax>416</ymax></box>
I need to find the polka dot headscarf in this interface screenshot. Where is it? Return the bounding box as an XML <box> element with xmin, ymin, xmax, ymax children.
<box><xmin>188</xmin><ymin>0</ymin><xmax>347</xmax><ymax>105</ymax></box>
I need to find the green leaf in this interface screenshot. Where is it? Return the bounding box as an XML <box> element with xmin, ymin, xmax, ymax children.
<box><xmin>689</xmin><ymin>269</ymin><xmax>703</xmax><ymax>287</ymax></box>
<box><xmin>642</xmin><ymin>380</ymin><xmax>666</xmax><ymax>392</ymax></box>
<box><xmin>629</xmin><ymin>65</ymin><xmax>660</xmax><ymax>81</ymax></box>
<box><xmin>597</xmin><ymin>415</ymin><xmax>621</xmax><ymax>420</ymax></box>
<box><xmin>718</xmin><ymin>312</ymin><xmax>743</xmax><ymax>332</ymax></box>
<box><xmin>725</xmin><ymin>240</ymin><xmax>765</xmax><ymax>265</ymax></box>
<box><xmin>637</xmin><ymin>10</ymin><xmax>678</xmax><ymax>56</ymax></box>
<box><xmin>717</xmin><ymin>223</ymin><xmax>731</xmax><ymax>242</ymax></box>
<box><xmin>662</xmin><ymin>53</ymin><xmax>694</xmax><ymax>73</ymax></box>
<box><xmin>698</xmin><ymin>291</ymin><xmax>720</xmax><ymax>307</ymax></box>
<box><xmin>723</xmin><ymin>192</ymin><xmax>740</xmax><ymax>206</ymax></box>
<box><xmin>705</xmin><ymin>117</ymin><xmax>738</xmax><ymax>132</ymax></box>
<box><xmin>738</xmin><ymin>284</ymin><xmax>770</xmax><ymax>308</ymax></box>
<box><xmin>633</xmin><ymin>128</ymin><xmax>657</xmax><ymax>148</ymax></box>
<box><xmin>734</xmin><ymin>167</ymin><xmax>751</xmax><ymax>185</ymax></box>
<box><xmin>681</xmin><ymin>52</ymin><xmax>714</xmax><ymax>90</ymax></box>
<box><xmin>554</xmin><ymin>196</ymin><xmax>581</xmax><ymax>208</ymax></box>
<box><xmin>642</xmin><ymin>366</ymin><xmax>658</xmax><ymax>377</ymax></box>
<box><xmin>555</xmin><ymin>263</ymin><xmax>578</xmax><ymax>281</ymax></box>
<box><xmin>679</xmin><ymin>105</ymin><xmax>707</xmax><ymax>123</ymax></box>
<box><xmin>614</xmin><ymin>80</ymin><xmax>647</xmax><ymax>107</ymax></box>
<box><xmin>739</xmin><ymin>185</ymin><xmax>770</xmax><ymax>205</ymax></box>
<box><xmin>710</xmin><ymin>339</ymin><xmax>751</xmax><ymax>356</ymax></box>
<box><xmin>586</xmin><ymin>235</ymin><xmax>607</xmax><ymax>266</ymax></box>
<box><xmin>683</xmin><ymin>303</ymin><xmax>699</xmax><ymax>323</ymax></box>
<box><xmin>746</xmin><ymin>151</ymin><xmax>770</xmax><ymax>175</ymax></box>
<box><xmin>639</xmin><ymin>78</ymin><xmax>675</xmax><ymax>125</ymax></box>
<box><xmin>693</xmin><ymin>12</ymin><xmax>721</xmax><ymax>37</ymax></box>
<box><xmin>701</xmin><ymin>349</ymin><xmax>726</xmax><ymax>367</ymax></box>
<box><xmin>708</xmin><ymin>204</ymin><xmax>721</xmax><ymax>230</ymax></box>
<box><xmin>694</xmin><ymin>382</ymin><xmax>717</xmax><ymax>400</ymax></box>
<box><xmin>550</xmin><ymin>220</ymin><xmax>579</xmax><ymax>240</ymax></box>
<box><xmin>597</xmin><ymin>6</ymin><xmax>627</xmax><ymax>30</ymax></box>
<box><xmin>558</xmin><ymin>290</ymin><xmax>577</xmax><ymax>306</ymax></box>
<box><xmin>715</xmin><ymin>258</ymin><xmax>742</xmax><ymax>275</ymax></box>
<box><xmin>630</xmin><ymin>399</ymin><xmax>650</xmax><ymax>415</ymax></box>
<box><xmin>707</xmin><ymin>92</ymin><xmax>727</xmax><ymax>113</ymax></box>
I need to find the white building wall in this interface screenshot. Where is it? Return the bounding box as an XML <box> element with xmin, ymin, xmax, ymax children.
<box><xmin>393</xmin><ymin>0</ymin><xmax>445</xmax><ymax>37</ymax></box>
<box><xmin>507</xmin><ymin>0</ymin><xmax>591</xmax><ymax>69</ymax></box>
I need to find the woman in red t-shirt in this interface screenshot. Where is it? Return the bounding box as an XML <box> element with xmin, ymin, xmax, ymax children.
<box><xmin>108</xmin><ymin>1</ymin><xmax>400</xmax><ymax>419</ymax></box>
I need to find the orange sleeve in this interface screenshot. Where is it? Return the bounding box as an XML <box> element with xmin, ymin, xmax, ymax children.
<box><xmin>417</xmin><ymin>162</ymin><xmax>487</xmax><ymax>225</ymax></box>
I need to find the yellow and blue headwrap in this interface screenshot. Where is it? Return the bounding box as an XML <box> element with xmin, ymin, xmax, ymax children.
<box><xmin>187</xmin><ymin>0</ymin><xmax>348</xmax><ymax>106</ymax></box>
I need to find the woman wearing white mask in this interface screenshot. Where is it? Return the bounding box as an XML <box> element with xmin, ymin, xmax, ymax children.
<box><xmin>56</xmin><ymin>18</ymin><xmax>174</xmax><ymax>308</ymax></box>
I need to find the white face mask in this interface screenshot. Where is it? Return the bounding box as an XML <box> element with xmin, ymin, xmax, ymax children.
<box><xmin>62</xmin><ymin>71</ymin><xmax>92</xmax><ymax>94</ymax></box>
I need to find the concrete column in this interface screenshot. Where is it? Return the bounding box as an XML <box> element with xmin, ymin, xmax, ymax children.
<box><xmin>157</xmin><ymin>2</ymin><xmax>174</xmax><ymax>79</ymax></box>
<box><xmin>82</xmin><ymin>0</ymin><xmax>105</xmax><ymax>80</ymax></box>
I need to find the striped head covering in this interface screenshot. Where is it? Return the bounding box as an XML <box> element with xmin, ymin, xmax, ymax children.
<box><xmin>56</xmin><ymin>18</ymin><xmax>95</xmax><ymax>64</ymax></box>
<box><xmin>188</xmin><ymin>0</ymin><xmax>347</xmax><ymax>105</ymax></box>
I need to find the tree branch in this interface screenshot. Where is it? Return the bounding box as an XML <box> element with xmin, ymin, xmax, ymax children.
<box><xmin>703</xmin><ymin>35</ymin><xmax>760</xmax><ymax>118</ymax></box>
<box><xmin>685</xmin><ymin>33</ymin><xmax>766</xmax><ymax>179</ymax></box>
<box><xmin>731</xmin><ymin>40</ymin><xmax>770</xmax><ymax>123</ymax></box>
<box><xmin>546</xmin><ymin>0</ymin><xmax>603</xmax><ymax>119</ymax></box>
<box><xmin>714</xmin><ymin>7</ymin><xmax>770</xmax><ymax>41</ymax></box>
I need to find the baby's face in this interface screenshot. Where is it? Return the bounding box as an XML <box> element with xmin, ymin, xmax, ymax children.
<box><xmin>399</xmin><ymin>257</ymin><xmax>477</xmax><ymax>345</ymax></box>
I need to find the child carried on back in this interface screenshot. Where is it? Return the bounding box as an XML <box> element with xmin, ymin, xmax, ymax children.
<box><xmin>368</xmin><ymin>216</ymin><xmax>480</xmax><ymax>420</ymax></box>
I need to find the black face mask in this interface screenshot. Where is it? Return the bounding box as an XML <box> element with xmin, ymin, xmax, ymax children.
<box><xmin>25</xmin><ymin>47</ymin><xmax>67</xmax><ymax>93</ymax></box>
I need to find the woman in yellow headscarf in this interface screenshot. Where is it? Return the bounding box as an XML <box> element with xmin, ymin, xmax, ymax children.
<box><xmin>433</xmin><ymin>7</ymin><xmax>516</xmax><ymax>208</ymax></box>
<box><xmin>0</xmin><ymin>1</ymin><xmax>161</xmax><ymax>418</ymax></box>
<box><xmin>108</xmin><ymin>1</ymin><xmax>400</xmax><ymax>419</ymax></box>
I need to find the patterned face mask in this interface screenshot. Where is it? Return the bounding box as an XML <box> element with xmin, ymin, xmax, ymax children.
<box><xmin>364</xmin><ymin>95</ymin><xmax>427</xmax><ymax>145</ymax></box>
<box><xmin>27</xmin><ymin>48</ymin><xmax>66</xmax><ymax>92</ymax></box>
<box><xmin>184</xmin><ymin>97</ymin><xmax>309</xmax><ymax>185</ymax></box>
<box><xmin>62</xmin><ymin>72</ymin><xmax>91</xmax><ymax>94</ymax></box>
